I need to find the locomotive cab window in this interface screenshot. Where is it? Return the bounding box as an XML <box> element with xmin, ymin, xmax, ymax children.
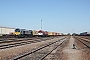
<box><xmin>15</xmin><ymin>29</ymin><xmax>20</xmax><ymax>32</ymax></box>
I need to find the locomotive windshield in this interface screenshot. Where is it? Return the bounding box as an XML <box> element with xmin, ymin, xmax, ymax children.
<box><xmin>15</xmin><ymin>29</ymin><xmax>20</xmax><ymax>32</ymax></box>
<box><xmin>38</xmin><ymin>30</ymin><xmax>43</xmax><ymax>33</ymax></box>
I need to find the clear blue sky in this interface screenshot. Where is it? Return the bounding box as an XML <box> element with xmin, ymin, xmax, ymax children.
<box><xmin>0</xmin><ymin>0</ymin><xmax>90</xmax><ymax>34</ymax></box>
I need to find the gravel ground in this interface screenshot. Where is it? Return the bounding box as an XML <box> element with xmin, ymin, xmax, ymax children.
<box><xmin>44</xmin><ymin>36</ymin><xmax>69</xmax><ymax>60</ymax></box>
<box><xmin>44</xmin><ymin>36</ymin><xmax>90</xmax><ymax>60</ymax></box>
<box><xmin>1</xmin><ymin>36</ymin><xmax>89</xmax><ymax>60</ymax></box>
<box><xmin>0</xmin><ymin>37</ymin><xmax>65</xmax><ymax>60</ymax></box>
<box><xmin>20</xmin><ymin>39</ymin><xmax>66</xmax><ymax>60</ymax></box>
<box><xmin>57</xmin><ymin>36</ymin><xmax>90</xmax><ymax>60</ymax></box>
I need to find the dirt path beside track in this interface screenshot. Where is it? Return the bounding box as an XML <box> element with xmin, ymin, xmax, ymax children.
<box><xmin>58</xmin><ymin>36</ymin><xmax>90</xmax><ymax>60</ymax></box>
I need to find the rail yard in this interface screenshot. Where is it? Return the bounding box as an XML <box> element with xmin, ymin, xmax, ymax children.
<box><xmin>0</xmin><ymin>26</ymin><xmax>90</xmax><ymax>60</ymax></box>
<box><xmin>0</xmin><ymin>35</ymin><xmax>89</xmax><ymax>60</ymax></box>
<box><xmin>1</xmin><ymin>0</ymin><xmax>90</xmax><ymax>60</ymax></box>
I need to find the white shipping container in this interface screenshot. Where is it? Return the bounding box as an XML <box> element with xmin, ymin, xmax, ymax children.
<box><xmin>58</xmin><ymin>33</ymin><xmax>63</xmax><ymax>35</ymax></box>
<box><xmin>87</xmin><ymin>32</ymin><xmax>90</xmax><ymax>34</ymax></box>
<box><xmin>0</xmin><ymin>26</ymin><xmax>15</xmax><ymax>35</ymax></box>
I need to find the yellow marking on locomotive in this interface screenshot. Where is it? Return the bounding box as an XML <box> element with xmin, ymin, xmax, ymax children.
<box><xmin>14</xmin><ymin>32</ymin><xmax>20</xmax><ymax>35</ymax></box>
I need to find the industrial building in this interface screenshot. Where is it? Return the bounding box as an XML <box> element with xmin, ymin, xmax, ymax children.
<box><xmin>0</xmin><ymin>26</ymin><xmax>15</xmax><ymax>36</ymax></box>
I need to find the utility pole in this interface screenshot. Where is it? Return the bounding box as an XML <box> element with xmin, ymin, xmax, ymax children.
<box><xmin>41</xmin><ymin>20</ymin><xmax>42</xmax><ymax>30</ymax></box>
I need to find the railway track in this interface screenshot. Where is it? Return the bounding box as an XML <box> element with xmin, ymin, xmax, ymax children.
<box><xmin>79</xmin><ymin>36</ymin><xmax>90</xmax><ymax>40</ymax></box>
<box><xmin>77</xmin><ymin>36</ymin><xmax>90</xmax><ymax>42</ymax></box>
<box><xmin>0</xmin><ymin>37</ymin><xmax>56</xmax><ymax>50</ymax></box>
<box><xmin>0</xmin><ymin>37</ymin><xmax>55</xmax><ymax>41</ymax></box>
<box><xmin>0</xmin><ymin>37</ymin><xmax>52</xmax><ymax>44</ymax></box>
<box><xmin>74</xmin><ymin>36</ymin><xmax>90</xmax><ymax>49</ymax></box>
<box><xmin>13</xmin><ymin>36</ymin><xmax>70</xmax><ymax>60</ymax></box>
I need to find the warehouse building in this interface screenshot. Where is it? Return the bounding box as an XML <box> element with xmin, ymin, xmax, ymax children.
<box><xmin>0</xmin><ymin>26</ymin><xmax>16</xmax><ymax>36</ymax></box>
